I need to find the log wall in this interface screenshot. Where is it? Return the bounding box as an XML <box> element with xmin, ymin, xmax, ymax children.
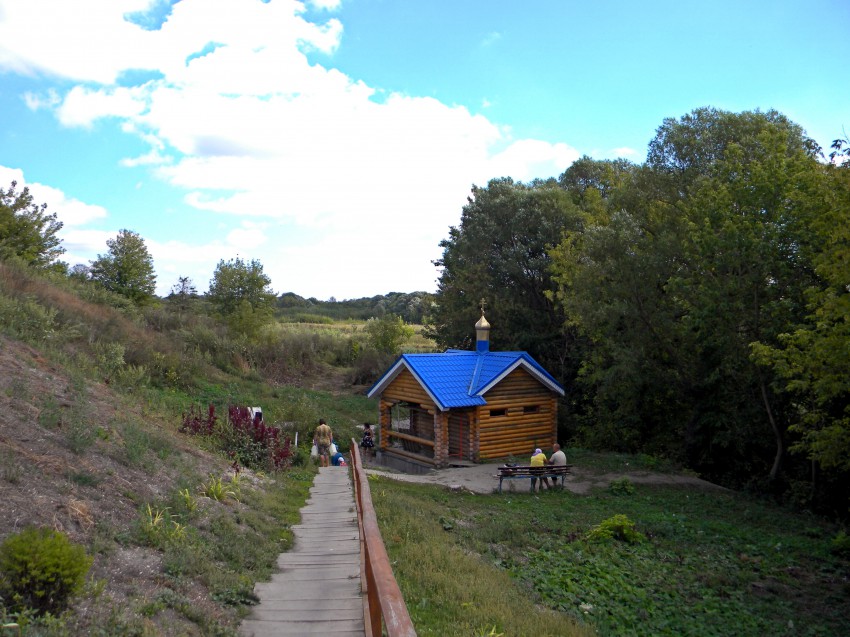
<box><xmin>477</xmin><ymin>368</ymin><xmax>557</xmax><ymax>460</ymax></box>
<box><xmin>381</xmin><ymin>369</ymin><xmax>434</xmax><ymax>407</ymax></box>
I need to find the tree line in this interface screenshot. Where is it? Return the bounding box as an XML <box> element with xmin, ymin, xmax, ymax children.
<box><xmin>0</xmin><ymin>183</ymin><xmax>431</xmax><ymax>336</ymax></box>
<box><xmin>428</xmin><ymin>107</ymin><xmax>849</xmax><ymax>515</ymax></box>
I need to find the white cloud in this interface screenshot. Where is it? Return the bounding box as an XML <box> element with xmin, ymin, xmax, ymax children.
<box><xmin>58</xmin><ymin>85</ymin><xmax>149</xmax><ymax>128</ymax></box>
<box><xmin>120</xmin><ymin>149</ymin><xmax>172</xmax><ymax>168</ymax></box>
<box><xmin>488</xmin><ymin>139</ymin><xmax>580</xmax><ymax>182</ymax></box>
<box><xmin>225</xmin><ymin>222</ymin><xmax>270</xmax><ymax>249</ymax></box>
<box><xmin>0</xmin><ymin>0</ymin><xmax>582</xmax><ymax>299</ymax></box>
<box><xmin>308</xmin><ymin>0</ymin><xmax>342</xmax><ymax>11</ymax></box>
<box><xmin>0</xmin><ymin>165</ymin><xmax>108</xmax><ymax>228</ymax></box>
<box><xmin>61</xmin><ymin>229</ymin><xmax>116</xmax><ymax>260</ymax></box>
<box><xmin>23</xmin><ymin>89</ymin><xmax>60</xmax><ymax>111</ymax></box>
<box><xmin>611</xmin><ymin>147</ymin><xmax>639</xmax><ymax>158</ymax></box>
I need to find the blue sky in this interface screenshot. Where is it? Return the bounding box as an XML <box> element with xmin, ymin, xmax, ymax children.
<box><xmin>1</xmin><ymin>0</ymin><xmax>848</xmax><ymax>299</ymax></box>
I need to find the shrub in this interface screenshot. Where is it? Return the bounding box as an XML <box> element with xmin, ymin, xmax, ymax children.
<box><xmin>65</xmin><ymin>410</ymin><xmax>96</xmax><ymax>455</ymax></box>
<box><xmin>585</xmin><ymin>514</ymin><xmax>646</xmax><ymax>544</ymax></box>
<box><xmin>0</xmin><ymin>527</ymin><xmax>93</xmax><ymax>615</ymax></box>
<box><xmin>608</xmin><ymin>478</ymin><xmax>636</xmax><ymax>496</ymax></box>
<box><xmin>180</xmin><ymin>403</ymin><xmax>217</xmax><ymax>436</ymax></box>
<box><xmin>831</xmin><ymin>530</ymin><xmax>850</xmax><ymax>557</ymax></box>
<box><xmin>0</xmin><ymin>294</ymin><xmax>57</xmax><ymax>343</ymax></box>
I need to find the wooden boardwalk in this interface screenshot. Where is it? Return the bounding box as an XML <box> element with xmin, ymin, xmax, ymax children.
<box><xmin>239</xmin><ymin>466</ymin><xmax>365</xmax><ymax>637</ymax></box>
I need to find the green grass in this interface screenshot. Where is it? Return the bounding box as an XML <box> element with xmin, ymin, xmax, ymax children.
<box><xmin>370</xmin><ymin>475</ymin><xmax>593</xmax><ymax>637</ymax></box>
<box><xmin>565</xmin><ymin>448</ymin><xmax>683</xmax><ymax>475</ymax></box>
<box><xmin>371</xmin><ymin>476</ymin><xmax>850</xmax><ymax>637</ymax></box>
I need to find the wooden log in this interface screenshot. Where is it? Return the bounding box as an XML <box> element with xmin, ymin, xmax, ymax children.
<box><xmin>479</xmin><ymin>434</ymin><xmax>542</xmax><ymax>443</ymax></box>
<box><xmin>481</xmin><ymin>397</ymin><xmax>553</xmax><ymax>409</ymax></box>
<box><xmin>479</xmin><ymin>423</ymin><xmax>552</xmax><ymax>435</ymax></box>
<box><xmin>479</xmin><ymin>420</ymin><xmax>552</xmax><ymax>432</ymax></box>
<box><xmin>386</xmin><ymin>430</ymin><xmax>436</xmax><ymax>447</ymax></box>
<box><xmin>480</xmin><ymin>437</ymin><xmax>551</xmax><ymax>449</ymax></box>
<box><xmin>481</xmin><ymin>441</ymin><xmax>553</xmax><ymax>454</ymax></box>
<box><xmin>480</xmin><ymin>449</ymin><xmax>539</xmax><ymax>460</ymax></box>
<box><xmin>383</xmin><ymin>447</ymin><xmax>437</xmax><ymax>465</ymax></box>
<box><xmin>480</xmin><ymin>441</ymin><xmax>554</xmax><ymax>456</ymax></box>
<box><xmin>483</xmin><ymin>430</ymin><xmax>555</xmax><ymax>441</ymax></box>
<box><xmin>481</xmin><ymin>413</ymin><xmax>551</xmax><ymax>422</ymax></box>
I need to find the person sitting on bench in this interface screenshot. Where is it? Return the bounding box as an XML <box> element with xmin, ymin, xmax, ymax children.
<box><xmin>549</xmin><ymin>443</ymin><xmax>566</xmax><ymax>467</ymax></box>
<box><xmin>530</xmin><ymin>448</ymin><xmax>550</xmax><ymax>492</ymax></box>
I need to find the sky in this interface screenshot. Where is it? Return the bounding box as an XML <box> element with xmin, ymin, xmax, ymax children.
<box><xmin>1</xmin><ymin>0</ymin><xmax>848</xmax><ymax>300</ymax></box>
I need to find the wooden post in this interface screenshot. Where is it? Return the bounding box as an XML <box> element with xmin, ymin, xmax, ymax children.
<box><xmin>379</xmin><ymin>400</ymin><xmax>392</xmax><ymax>452</ymax></box>
<box><xmin>433</xmin><ymin>411</ymin><xmax>449</xmax><ymax>467</ymax></box>
<box><xmin>551</xmin><ymin>396</ymin><xmax>558</xmax><ymax>447</ymax></box>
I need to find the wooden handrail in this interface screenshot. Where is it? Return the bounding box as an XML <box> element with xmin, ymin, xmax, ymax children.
<box><xmin>350</xmin><ymin>440</ymin><xmax>417</xmax><ymax>637</ymax></box>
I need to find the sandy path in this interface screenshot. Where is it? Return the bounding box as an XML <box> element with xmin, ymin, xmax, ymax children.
<box><xmin>364</xmin><ymin>462</ymin><xmax>723</xmax><ymax>495</ymax></box>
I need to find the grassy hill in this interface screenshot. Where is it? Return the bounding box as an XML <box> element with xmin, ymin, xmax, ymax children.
<box><xmin>0</xmin><ymin>262</ymin><xmax>377</xmax><ymax>634</ymax></box>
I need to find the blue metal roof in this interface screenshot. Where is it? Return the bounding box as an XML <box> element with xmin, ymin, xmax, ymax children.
<box><xmin>366</xmin><ymin>349</ymin><xmax>565</xmax><ymax>411</ymax></box>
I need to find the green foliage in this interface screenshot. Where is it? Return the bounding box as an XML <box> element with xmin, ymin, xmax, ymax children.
<box><xmin>277</xmin><ymin>290</ymin><xmax>435</xmax><ymax>324</ymax></box>
<box><xmin>65</xmin><ymin>410</ymin><xmax>96</xmax><ymax>455</ymax></box>
<box><xmin>0</xmin><ymin>293</ymin><xmax>54</xmax><ymax>342</ymax></box>
<box><xmin>139</xmin><ymin>504</ymin><xmax>187</xmax><ymax>546</ymax></box>
<box><xmin>368</xmin><ymin>476</ymin><xmax>587</xmax><ymax>636</ymax></box>
<box><xmin>0</xmin><ymin>448</ymin><xmax>23</xmax><ymax>484</ymax></box>
<box><xmin>0</xmin><ymin>527</ymin><xmax>93</xmax><ymax>616</ymax></box>
<box><xmin>428</xmin><ymin>177</ymin><xmax>581</xmax><ymax>381</ymax></box>
<box><xmin>200</xmin><ymin>474</ymin><xmax>238</xmax><ymax>502</ymax></box>
<box><xmin>120</xmin><ymin>418</ymin><xmax>174</xmax><ymax>468</ymax></box>
<box><xmin>67</xmin><ymin>471</ymin><xmax>100</xmax><ymax>487</ymax></box>
<box><xmin>207</xmin><ymin>257</ymin><xmax>275</xmax><ymax>338</ymax></box>
<box><xmin>831</xmin><ymin>530</ymin><xmax>850</xmax><ymax>557</ymax></box>
<box><xmin>374</xmin><ymin>476</ymin><xmax>850</xmax><ymax>637</ymax></box>
<box><xmin>585</xmin><ymin>514</ymin><xmax>646</xmax><ymax>544</ymax></box>
<box><xmin>549</xmin><ymin>107</ymin><xmax>847</xmax><ymax>500</ymax></box>
<box><xmin>89</xmin><ymin>229</ymin><xmax>157</xmax><ymax>305</ymax></box>
<box><xmin>0</xmin><ymin>181</ymin><xmax>64</xmax><ymax>268</ymax></box>
<box><xmin>750</xmin><ymin>166</ymin><xmax>850</xmax><ymax>473</ymax></box>
<box><xmin>607</xmin><ymin>478</ymin><xmax>635</xmax><ymax>496</ymax></box>
<box><xmin>364</xmin><ymin>313</ymin><xmax>414</xmax><ymax>355</ymax></box>
<box><xmin>93</xmin><ymin>341</ymin><xmax>127</xmax><ymax>383</ymax></box>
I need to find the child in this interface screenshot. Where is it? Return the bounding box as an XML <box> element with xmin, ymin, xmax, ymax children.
<box><xmin>360</xmin><ymin>423</ymin><xmax>375</xmax><ymax>456</ymax></box>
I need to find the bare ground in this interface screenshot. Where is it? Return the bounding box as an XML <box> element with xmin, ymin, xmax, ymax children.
<box><xmin>364</xmin><ymin>460</ymin><xmax>725</xmax><ymax>495</ymax></box>
<box><xmin>0</xmin><ymin>336</ymin><xmax>237</xmax><ymax>633</ymax></box>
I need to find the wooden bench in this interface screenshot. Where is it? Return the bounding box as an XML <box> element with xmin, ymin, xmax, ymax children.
<box><xmin>496</xmin><ymin>464</ymin><xmax>572</xmax><ymax>493</ymax></box>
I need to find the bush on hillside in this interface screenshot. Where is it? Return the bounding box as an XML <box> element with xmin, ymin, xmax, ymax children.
<box><xmin>585</xmin><ymin>514</ymin><xmax>646</xmax><ymax>544</ymax></box>
<box><xmin>0</xmin><ymin>527</ymin><xmax>92</xmax><ymax>616</ymax></box>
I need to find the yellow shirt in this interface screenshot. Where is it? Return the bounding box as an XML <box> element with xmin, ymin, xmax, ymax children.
<box><xmin>530</xmin><ymin>452</ymin><xmax>546</xmax><ymax>467</ymax></box>
<box><xmin>315</xmin><ymin>423</ymin><xmax>332</xmax><ymax>445</ymax></box>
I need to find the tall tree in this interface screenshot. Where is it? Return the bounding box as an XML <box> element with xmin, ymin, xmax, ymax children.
<box><xmin>0</xmin><ymin>181</ymin><xmax>64</xmax><ymax>268</ymax></box>
<box><xmin>207</xmin><ymin>257</ymin><xmax>275</xmax><ymax>337</ymax></box>
<box><xmin>364</xmin><ymin>314</ymin><xmax>414</xmax><ymax>355</ymax></box>
<box><xmin>167</xmin><ymin>275</ymin><xmax>198</xmax><ymax>314</ymax></box>
<box><xmin>751</xmin><ymin>163</ymin><xmax>850</xmax><ymax>475</ymax></box>
<box><xmin>428</xmin><ymin>178</ymin><xmax>581</xmax><ymax>381</ymax></box>
<box><xmin>89</xmin><ymin>229</ymin><xmax>156</xmax><ymax>304</ymax></box>
<box><xmin>550</xmin><ymin>165</ymin><xmax>692</xmax><ymax>454</ymax></box>
<box><xmin>551</xmin><ymin>108</ymin><xmax>826</xmax><ymax>485</ymax></box>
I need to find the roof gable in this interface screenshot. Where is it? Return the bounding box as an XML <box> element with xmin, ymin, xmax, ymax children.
<box><xmin>367</xmin><ymin>349</ymin><xmax>564</xmax><ymax>411</ymax></box>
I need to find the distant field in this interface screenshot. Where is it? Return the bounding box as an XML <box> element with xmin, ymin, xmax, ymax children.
<box><xmin>272</xmin><ymin>318</ymin><xmax>438</xmax><ymax>353</ymax></box>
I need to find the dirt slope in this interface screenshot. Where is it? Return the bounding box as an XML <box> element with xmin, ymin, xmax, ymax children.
<box><xmin>0</xmin><ymin>335</ymin><xmax>231</xmax><ymax>632</ymax></box>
